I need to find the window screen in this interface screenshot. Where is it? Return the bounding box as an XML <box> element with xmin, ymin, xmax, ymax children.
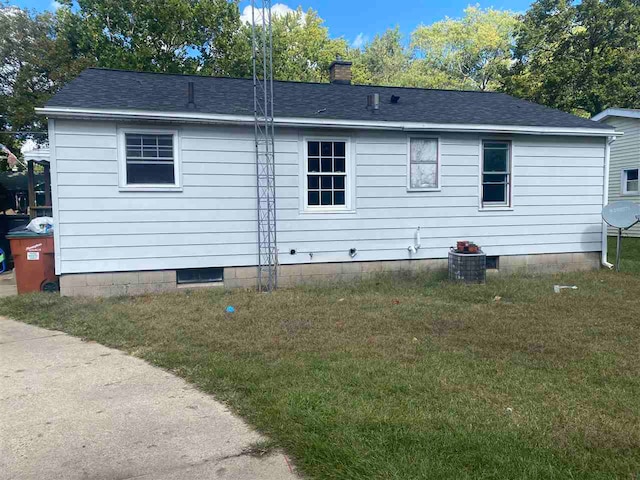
<box><xmin>482</xmin><ymin>141</ymin><xmax>511</xmax><ymax>206</ymax></box>
<box><xmin>409</xmin><ymin>138</ymin><xmax>438</xmax><ymax>189</ymax></box>
<box><xmin>125</xmin><ymin>134</ymin><xmax>175</xmax><ymax>185</ymax></box>
<box><xmin>306</xmin><ymin>140</ymin><xmax>346</xmax><ymax>207</ymax></box>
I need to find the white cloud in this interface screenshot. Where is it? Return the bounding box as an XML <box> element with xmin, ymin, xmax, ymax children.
<box><xmin>240</xmin><ymin>3</ymin><xmax>304</xmax><ymax>24</ymax></box>
<box><xmin>351</xmin><ymin>33</ymin><xmax>368</xmax><ymax>49</ymax></box>
<box><xmin>50</xmin><ymin>1</ymin><xmax>61</xmax><ymax>11</ymax></box>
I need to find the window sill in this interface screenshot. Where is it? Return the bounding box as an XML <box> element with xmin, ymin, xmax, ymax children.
<box><xmin>119</xmin><ymin>185</ymin><xmax>183</xmax><ymax>192</ymax></box>
<box><xmin>177</xmin><ymin>282</ymin><xmax>224</xmax><ymax>290</ymax></box>
<box><xmin>407</xmin><ymin>188</ymin><xmax>441</xmax><ymax>193</ymax></box>
<box><xmin>301</xmin><ymin>207</ymin><xmax>356</xmax><ymax>215</ymax></box>
<box><xmin>622</xmin><ymin>191</ymin><xmax>639</xmax><ymax>196</ymax></box>
<box><xmin>479</xmin><ymin>206</ymin><xmax>513</xmax><ymax>212</ymax></box>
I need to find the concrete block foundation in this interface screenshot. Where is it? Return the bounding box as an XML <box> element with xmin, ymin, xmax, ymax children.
<box><xmin>60</xmin><ymin>270</ymin><xmax>178</xmax><ymax>297</ymax></box>
<box><xmin>60</xmin><ymin>252</ymin><xmax>601</xmax><ymax>297</ymax></box>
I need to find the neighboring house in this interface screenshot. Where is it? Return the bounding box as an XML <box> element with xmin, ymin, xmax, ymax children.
<box><xmin>37</xmin><ymin>64</ymin><xmax>617</xmax><ymax>296</ymax></box>
<box><xmin>592</xmin><ymin>108</ymin><xmax>640</xmax><ymax>237</ymax></box>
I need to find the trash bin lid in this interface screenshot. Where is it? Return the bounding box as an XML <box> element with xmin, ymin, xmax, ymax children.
<box><xmin>5</xmin><ymin>226</ymin><xmax>53</xmax><ymax>239</ymax></box>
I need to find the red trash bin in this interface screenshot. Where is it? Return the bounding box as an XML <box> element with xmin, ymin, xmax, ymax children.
<box><xmin>6</xmin><ymin>228</ymin><xmax>57</xmax><ymax>293</ymax></box>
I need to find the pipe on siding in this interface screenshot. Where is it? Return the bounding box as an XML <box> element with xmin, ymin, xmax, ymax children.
<box><xmin>601</xmin><ymin>136</ymin><xmax>616</xmax><ymax>269</ymax></box>
<box><xmin>408</xmin><ymin>227</ymin><xmax>421</xmax><ymax>254</ymax></box>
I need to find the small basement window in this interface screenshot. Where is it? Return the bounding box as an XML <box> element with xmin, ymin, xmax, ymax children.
<box><xmin>486</xmin><ymin>256</ymin><xmax>499</xmax><ymax>270</ymax></box>
<box><xmin>623</xmin><ymin>168</ymin><xmax>639</xmax><ymax>195</ymax></box>
<box><xmin>177</xmin><ymin>267</ymin><xmax>224</xmax><ymax>285</ymax></box>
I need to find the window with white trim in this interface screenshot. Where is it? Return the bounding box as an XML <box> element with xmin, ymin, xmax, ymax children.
<box><xmin>623</xmin><ymin>168</ymin><xmax>639</xmax><ymax>194</ymax></box>
<box><xmin>482</xmin><ymin>141</ymin><xmax>511</xmax><ymax>207</ymax></box>
<box><xmin>305</xmin><ymin>140</ymin><xmax>347</xmax><ymax>208</ymax></box>
<box><xmin>408</xmin><ymin>138</ymin><xmax>439</xmax><ymax>190</ymax></box>
<box><xmin>121</xmin><ymin>132</ymin><xmax>179</xmax><ymax>187</ymax></box>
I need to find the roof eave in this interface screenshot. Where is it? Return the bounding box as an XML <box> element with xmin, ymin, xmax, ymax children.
<box><xmin>36</xmin><ymin>106</ymin><xmax>619</xmax><ymax>137</ymax></box>
<box><xmin>592</xmin><ymin>108</ymin><xmax>640</xmax><ymax>122</ymax></box>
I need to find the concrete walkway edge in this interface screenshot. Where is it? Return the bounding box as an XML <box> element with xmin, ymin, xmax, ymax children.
<box><xmin>0</xmin><ymin>317</ymin><xmax>299</xmax><ymax>480</ymax></box>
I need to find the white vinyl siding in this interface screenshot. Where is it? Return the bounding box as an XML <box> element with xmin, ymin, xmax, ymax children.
<box><xmin>52</xmin><ymin>119</ymin><xmax>606</xmax><ymax>274</ymax></box>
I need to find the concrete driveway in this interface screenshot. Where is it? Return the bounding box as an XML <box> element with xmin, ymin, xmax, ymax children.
<box><xmin>0</xmin><ymin>318</ymin><xmax>299</xmax><ymax>480</ymax></box>
<box><xmin>0</xmin><ymin>271</ymin><xmax>17</xmax><ymax>297</ymax></box>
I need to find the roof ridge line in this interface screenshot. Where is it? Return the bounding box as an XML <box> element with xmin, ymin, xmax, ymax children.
<box><xmin>83</xmin><ymin>67</ymin><xmax>505</xmax><ymax>95</ymax></box>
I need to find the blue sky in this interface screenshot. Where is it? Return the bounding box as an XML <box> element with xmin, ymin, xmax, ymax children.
<box><xmin>12</xmin><ymin>0</ymin><xmax>533</xmax><ymax>48</ymax></box>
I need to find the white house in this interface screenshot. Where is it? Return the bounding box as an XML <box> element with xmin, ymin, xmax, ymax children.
<box><xmin>36</xmin><ymin>63</ymin><xmax>617</xmax><ymax>296</ymax></box>
<box><xmin>592</xmin><ymin>108</ymin><xmax>640</xmax><ymax>237</ymax></box>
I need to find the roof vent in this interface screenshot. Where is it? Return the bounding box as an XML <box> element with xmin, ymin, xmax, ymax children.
<box><xmin>367</xmin><ymin>93</ymin><xmax>380</xmax><ymax>111</ymax></box>
<box><xmin>187</xmin><ymin>81</ymin><xmax>195</xmax><ymax>109</ymax></box>
<box><xmin>390</xmin><ymin>95</ymin><xmax>400</xmax><ymax>104</ymax></box>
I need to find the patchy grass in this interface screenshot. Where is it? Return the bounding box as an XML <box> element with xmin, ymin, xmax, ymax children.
<box><xmin>1</xmin><ymin>269</ymin><xmax>639</xmax><ymax>479</ymax></box>
<box><xmin>243</xmin><ymin>438</ymin><xmax>281</xmax><ymax>458</ymax></box>
<box><xmin>608</xmin><ymin>235</ymin><xmax>640</xmax><ymax>273</ymax></box>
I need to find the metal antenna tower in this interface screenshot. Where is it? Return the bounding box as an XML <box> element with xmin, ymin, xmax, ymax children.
<box><xmin>251</xmin><ymin>0</ymin><xmax>278</xmax><ymax>291</ymax></box>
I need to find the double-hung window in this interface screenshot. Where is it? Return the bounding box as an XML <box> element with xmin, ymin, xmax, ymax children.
<box><xmin>622</xmin><ymin>168</ymin><xmax>639</xmax><ymax>195</ymax></box>
<box><xmin>119</xmin><ymin>130</ymin><xmax>180</xmax><ymax>189</ymax></box>
<box><xmin>408</xmin><ymin>138</ymin><xmax>439</xmax><ymax>190</ymax></box>
<box><xmin>481</xmin><ymin>141</ymin><xmax>511</xmax><ymax>207</ymax></box>
<box><xmin>305</xmin><ymin>140</ymin><xmax>347</xmax><ymax>209</ymax></box>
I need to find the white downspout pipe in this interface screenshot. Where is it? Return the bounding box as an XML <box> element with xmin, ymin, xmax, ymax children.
<box><xmin>601</xmin><ymin>135</ymin><xmax>616</xmax><ymax>269</ymax></box>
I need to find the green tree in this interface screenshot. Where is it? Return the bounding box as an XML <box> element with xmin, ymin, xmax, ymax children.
<box><xmin>57</xmin><ymin>0</ymin><xmax>242</xmax><ymax>75</ymax></box>
<box><xmin>229</xmin><ymin>7</ymin><xmax>349</xmax><ymax>82</ymax></box>
<box><xmin>411</xmin><ymin>6</ymin><xmax>518</xmax><ymax>90</ymax></box>
<box><xmin>505</xmin><ymin>0</ymin><xmax>640</xmax><ymax>117</ymax></box>
<box><xmin>0</xmin><ymin>4</ymin><xmax>88</xmax><ymax>171</ymax></box>
<box><xmin>350</xmin><ymin>28</ymin><xmax>411</xmax><ymax>86</ymax></box>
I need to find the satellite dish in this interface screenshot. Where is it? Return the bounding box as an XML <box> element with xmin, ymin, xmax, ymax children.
<box><xmin>602</xmin><ymin>201</ymin><xmax>640</xmax><ymax>272</ymax></box>
<box><xmin>602</xmin><ymin>201</ymin><xmax>640</xmax><ymax>229</ymax></box>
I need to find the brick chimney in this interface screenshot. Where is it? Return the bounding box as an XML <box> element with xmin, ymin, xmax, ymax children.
<box><xmin>329</xmin><ymin>60</ymin><xmax>352</xmax><ymax>85</ymax></box>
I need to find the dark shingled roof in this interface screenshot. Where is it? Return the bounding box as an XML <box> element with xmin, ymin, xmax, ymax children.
<box><xmin>47</xmin><ymin>68</ymin><xmax>610</xmax><ymax>131</ymax></box>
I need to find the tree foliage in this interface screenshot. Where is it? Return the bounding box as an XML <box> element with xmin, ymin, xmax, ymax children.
<box><xmin>55</xmin><ymin>0</ymin><xmax>242</xmax><ymax>75</ymax></box>
<box><xmin>411</xmin><ymin>6</ymin><xmax>518</xmax><ymax>91</ymax></box>
<box><xmin>227</xmin><ymin>8</ymin><xmax>349</xmax><ymax>82</ymax></box>
<box><xmin>0</xmin><ymin>4</ymin><xmax>88</xmax><ymax>170</ymax></box>
<box><xmin>350</xmin><ymin>28</ymin><xmax>411</xmax><ymax>86</ymax></box>
<box><xmin>348</xmin><ymin>8</ymin><xmax>518</xmax><ymax>91</ymax></box>
<box><xmin>505</xmin><ymin>0</ymin><xmax>640</xmax><ymax>117</ymax></box>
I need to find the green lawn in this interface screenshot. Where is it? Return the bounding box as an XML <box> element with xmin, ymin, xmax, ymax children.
<box><xmin>608</xmin><ymin>235</ymin><xmax>640</xmax><ymax>273</ymax></box>
<box><xmin>1</xmin><ymin>259</ymin><xmax>640</xmax><ymax>479</ymax></box>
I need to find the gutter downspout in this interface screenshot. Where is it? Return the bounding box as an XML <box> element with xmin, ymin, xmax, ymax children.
<box><xmin>601</xmin><ymin>135</ymin><xmax>616</xmax><ymax>269</ymax></box>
